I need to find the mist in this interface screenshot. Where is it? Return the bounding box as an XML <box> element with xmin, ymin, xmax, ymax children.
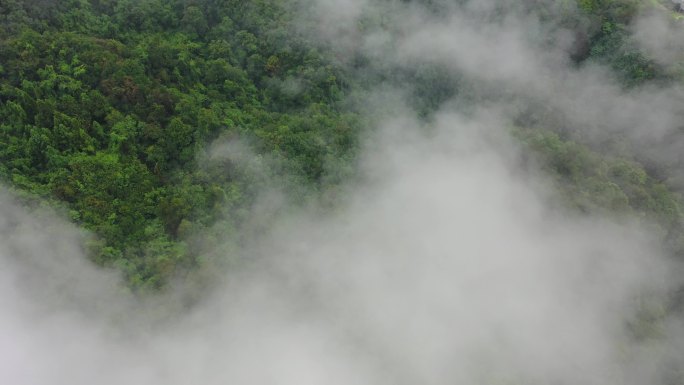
<box><xmin>2</xmin><ymin>0</ymin><xmax>684</xmax><ymax>384</ymax></box>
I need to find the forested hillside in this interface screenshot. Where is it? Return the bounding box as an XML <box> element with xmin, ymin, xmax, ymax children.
<box><xmin>1</xmin><ymin>0</ymin><xmax>683</xmax><ymax>293</ymax></box>
<box><xmin>0</xmin><ymin>0</ymin><xmax>362</xmax><ymax>290</ymax></box>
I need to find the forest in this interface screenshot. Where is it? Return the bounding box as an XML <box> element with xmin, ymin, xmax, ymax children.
<box><xmin>1</xmin><ymin>0</ymin><xmax>365</xmax><ymax>290</ymax></box>
<box><xmin>2</xmin><ymin>0</ymin><xmax>682</xmax><ymax>291</ymax></box>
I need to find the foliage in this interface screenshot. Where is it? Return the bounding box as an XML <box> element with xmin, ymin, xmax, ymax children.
<box><xmin>0</xmin><ymin>0</ymin><xmax>359</xmax><ymax>290</ymax></box>
<box><xmin>514</xmin><ymin>128</ymin><xmax>683</xmax><ymax>239</ymax></box>
<box><xmin>575</xmin><ymin>0</ymin><xmax>668</xmax><ymax>85</ymax></box>
<box><xmin>1</xmin><ymin>0</ymin><xmax>683</xmax><ymax>292</ymax></box>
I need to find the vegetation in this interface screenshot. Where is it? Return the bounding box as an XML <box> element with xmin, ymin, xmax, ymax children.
<box><xmin>1</xmin><ymin>0</ymin><xmax>683</xmax><ymax>292</ymax></box>
<box><xmin>515</xmin><ymin>128</ymin><xmax>681</xmax><ymax>231</ymax></box>
<box><xmin>0</xmin><ymin>0</ymin><xmax>360</xmax><ymax>290</ymax></box>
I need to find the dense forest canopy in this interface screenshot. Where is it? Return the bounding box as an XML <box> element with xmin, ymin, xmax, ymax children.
<box><xmin>0</xmin><ymin>0</ymin><xmax>683</xmax><ymax>292</ymax></box>
<box><xmin>0</xmin><ymin>0</ymin><xmax>366</xmax><ymax>290</ymax></box>
<box><xmin>0</xmin><ymin>0</ymin><xmax>680</xmax><ymax>288</ymax></box>
<box><xmin>0</xmin><ymin>0</ymin><xmax>683</xmax><ymax>291</ymax></box>
<box><xmin>0</xmin><ymin>0</ymin><xmax>681</xmax><ymax>280</ymax></box>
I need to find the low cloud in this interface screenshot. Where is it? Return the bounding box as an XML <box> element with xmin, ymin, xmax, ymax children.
<box><xmin>633</xmin><ymin>10</ymin><xmax>684</xmax><ymax>67</ymax></box>
<box><xmin>2</xmin><ymin>107</ymin><xmax>682</xmax><ymax>384</ymax></box>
